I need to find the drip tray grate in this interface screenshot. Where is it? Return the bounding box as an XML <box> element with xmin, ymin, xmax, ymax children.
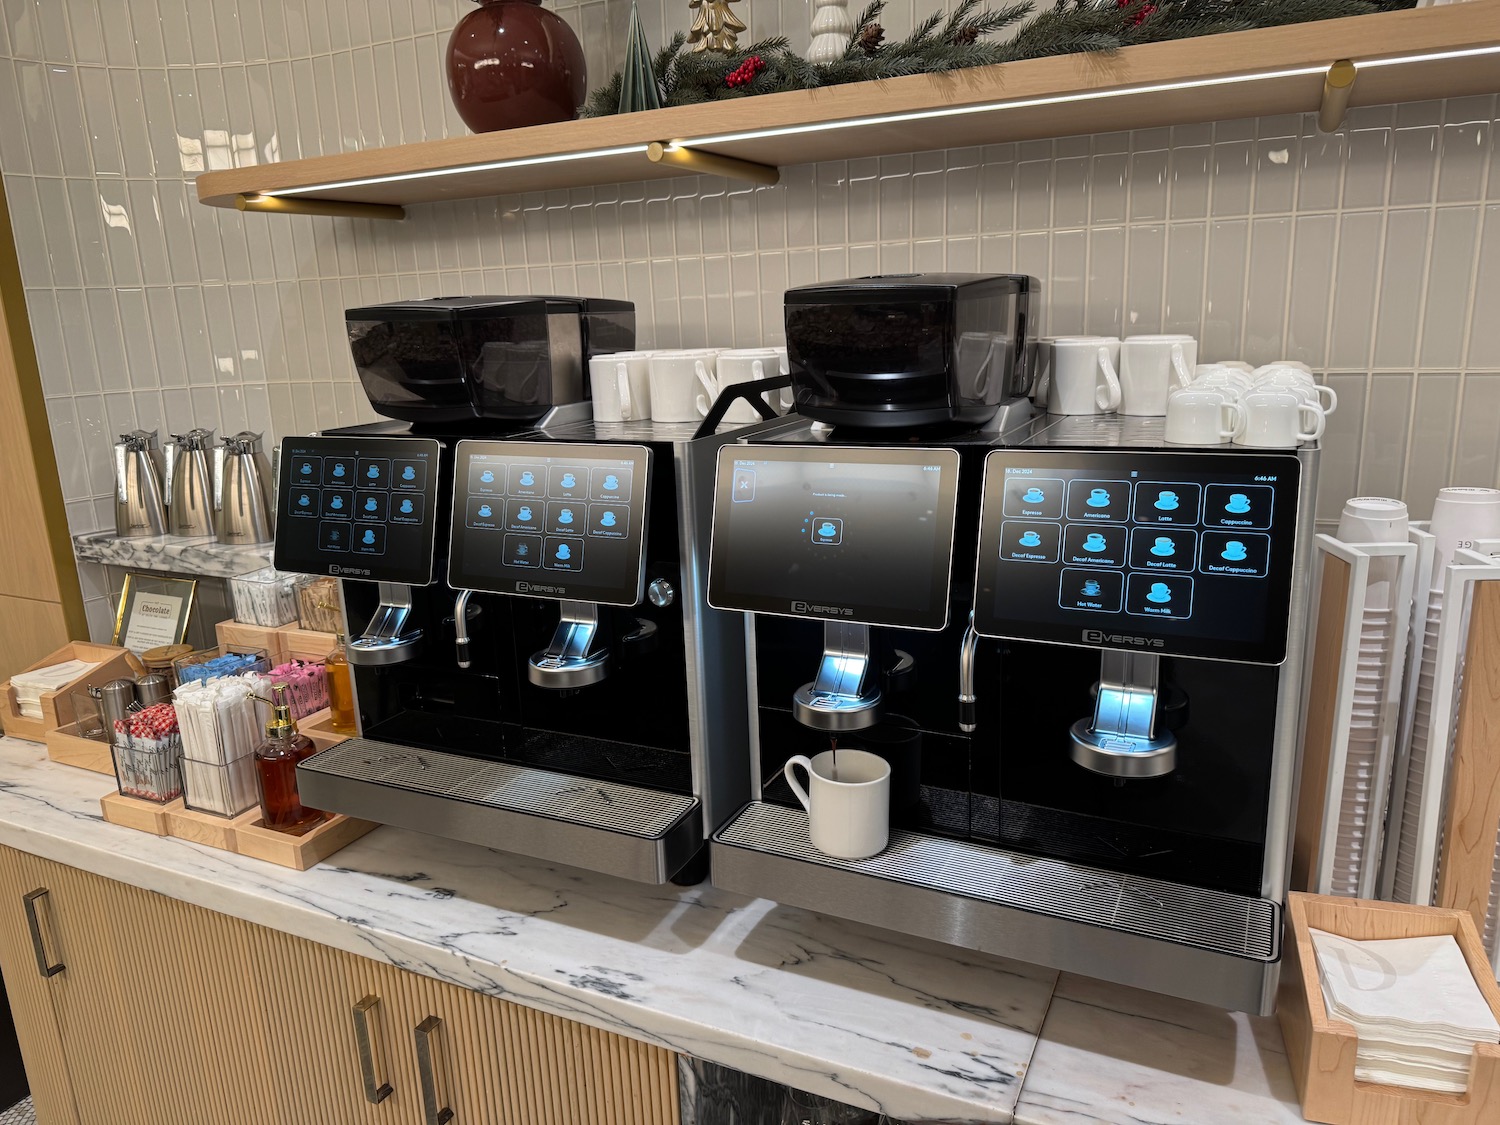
<box><xmin>716</xmin><ymin>802</ymin><xmax>1279</xmax><ymax>961</ymax></box>
<box><xmin>303</xmin><ymin>738</ymin><xmax>698</xmax><ymax>838</ymax></box>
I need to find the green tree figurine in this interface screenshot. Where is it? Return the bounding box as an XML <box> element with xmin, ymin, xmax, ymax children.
<box><xmin>618</xmin><ymin>0</ymin><xmax>663</xmax><ymax>112</ymax></box>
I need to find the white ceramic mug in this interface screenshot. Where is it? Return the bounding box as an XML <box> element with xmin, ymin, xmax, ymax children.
<box><xmin>1046</xmin><ymin>336</ymin><xmax>1122</xmax><ymax>414</ymax></box>
<box><xmin>1219</xmin><ymin>360</ymin><xmax>1256</xmax><ymax>374</ymax></box>
<box><xmin>589</xmin><ymin>351</ymin><xmax>653</xmax><ymax>422</ymax></box>
<box><xmin>1119</xmin><ymin>335</ymin><xmax>1197</xmax><ymax>416</ymax></box>
<box><xmin>1234</xmin><ymin>389</ymin><xmax>1325</xmax><ymax>447</ymax></box>
<box><xmin>649</xmin><ymin>349</ymin><xmax>719</xmax><ymax>423</ymax></box>
<box><xmin>1254</xmin><ymin>369</ymin><xmax>1337</xmax><ymax>413</ymax></box>
<box><xmin>705</xmin><ymin>348</ymin><xmax>789</xmax><ymax>424</ymax></box>
<box><xmin>1165</xmin><ymin>388</ymin><xmax>1244</xmax><ymax>445</ymax></box>
<box><xmin>782</xmin><ymin>749</ymin><xmax>891</xmax><ymax>860</ymax></box>
<box><xmin>1191</xmin><ymin>371</ymin><xmax>1251</xmax><ymax>401</ymax></box>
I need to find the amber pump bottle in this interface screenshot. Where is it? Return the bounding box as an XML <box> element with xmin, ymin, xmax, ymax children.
<box><xmin>254</xmin><ymin>683</ymin><xmax>325</xmax><ymax>833</ymax></box>
<box><xmin>326</xmin><ymin>632</ymin><xmax>356</xmax><ymax>734</ymax></box>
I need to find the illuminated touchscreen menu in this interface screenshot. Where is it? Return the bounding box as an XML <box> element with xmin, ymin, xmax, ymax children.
<box><xmin>274</xmin><ymin>436</ymin><xmax>441</xmax><ymax>585</ymax></box>
<box><xmin>973</xmin><ymin>450</ymin><xmax>1301</xmax><ymax>664</ymax></box>
<box><xmin>707</xmin><ymin>444</ymin><xmax>961</xmax><ymax>630</ymax></box>
<box><xmin>447</xmin><ymin>440</ymin><xmax>651</xmax><ymax>606</ymax></box>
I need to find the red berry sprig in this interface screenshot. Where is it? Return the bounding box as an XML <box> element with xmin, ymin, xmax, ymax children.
<box><xmin>726</xmin><ymin>55</ymin><xmax>765</xmax><ymax>88</ymax></box>
<box><xmin>1115</xmin><ymin>0</ymin><xmax>1156</xmax><ymax>25</ymax></box>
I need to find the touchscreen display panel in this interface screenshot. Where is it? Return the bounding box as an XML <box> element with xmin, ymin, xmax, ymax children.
<box><xmin>707</xmin><ymin>444</ymin><xmax>961</xmax><ymax>630</ymax></box>
<box><xmin>447</xmin><ymin>440</ymin><xmax>651</xmax><ymax>607</ymax></box>
<box><xmin>273</xmin><ymin>436</ymin><xmax>442</xmax><ymax>585</ymax></box>
<box><xmin>972</xmin><ymin>449</ymin><xmax>1301</xmax><ymax>663</ymax></box>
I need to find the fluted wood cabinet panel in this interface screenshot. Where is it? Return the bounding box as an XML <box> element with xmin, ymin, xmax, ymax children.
<box><xmin>0</xmin><ymin>849</ymin><xmax>78</xmax><ymax>1125</ymax></box>
<box><xmin>0</xmin><ymin>846</ymin><xmax>678</xmax><ymax>1125</ymax></box>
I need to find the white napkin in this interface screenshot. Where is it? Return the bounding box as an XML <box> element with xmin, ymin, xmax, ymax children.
<box><xmin>1313</xmin><ymin>928</ymin><xmax>1499</xmax><ymax>1094</ymax></box>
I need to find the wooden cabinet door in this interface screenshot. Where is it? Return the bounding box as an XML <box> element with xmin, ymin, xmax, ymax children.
<box><xmin>386</xmin><ymin>965</ymin><xmax>680</xmax><ymax>1125</ymax></box>
<box><xmin>0</xmin><ymin>847</ymin><xmax>78</xmax><ymax>1125</ymax></box>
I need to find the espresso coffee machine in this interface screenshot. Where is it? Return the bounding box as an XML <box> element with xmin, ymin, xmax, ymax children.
<box><xmin>276</xmin><ymin>296</ymin><xmax>750</xmax><ymax>884</ymax></box>
<box><xmin>705</xmin><ymin>278</ymin><xmax>1315</xmax><ymax>1013</ymax></box>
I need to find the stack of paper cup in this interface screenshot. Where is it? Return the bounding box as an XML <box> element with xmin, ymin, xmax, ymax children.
<box><xmin>1331</xmin><ymin>498</ymin><xmax>1409</xmax><ymax>896</ymax></box>
<box><xmin>1392</xmin><ymin>487</ymin><xmax>1500</xmax><ymax>905</ymax></box>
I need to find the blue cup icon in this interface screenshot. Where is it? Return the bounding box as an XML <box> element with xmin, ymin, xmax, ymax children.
<box><xmin>1083</xmin><ymin>532</ymin><xmax>1106</xmax><ymax>552</ymax></box>
<box><xmin>400</xmin><ymin>499</ymin><xmax>413</xmax><ymax>514</ymax></box>
<box><xmin>556</xmin><ymin>543</ymin><xmax>571</xmax><ymax>560</ymax></box>
<box><xmin>1225</xmin><ymin>493</ymin><xmax>1252</xmax><ymax>514</ymax></box>
<box><xmin>298</xmin><ymin>494</ymin><xmax>310</xmax><ymax>506</ymax></box>
<box><xmin>561</xmin><ymin>473</ymin><xmax>577</xmax><ymax>489</ymax></box>
<box><xmin>1146</xmin><ymin>582</ymin><xmax>1172</xmax><ymax>604</ymax></box>
<box><xmin>300</xmin><ymin>462</ymin><xmax>312</xmax><ymax>474</ymax></box>
<box><xmin>365</xmin><ymin>498</ymin><xmax>378</xmax><ymax>512</ymax></box>
<box><xmin>362</xmin><ymin>529</ymin><xmax>375</xmax><ymax>545</ymax></box>
<box><xmin>1086</xmin><ymin>487</ymin><xmax>1111</xmax><ymax>508</ymax></box>
<box><xmin>480</xmin><ymin>470</ymin><xmax>494</xmax><ymax>483</ymax></box>
<box><xmin>1082</xmin><ymin>579</ymin><xmax>1101</xmax><ymax>596</ymax></box>
<box><xmin>367</xmin><ymin>465</ymin><xmax>379</xmax><ymax>479</ymax></box>
<box><xmin>1019</xmin><ymin>530</ymin><xmax>1042</xmax><ymax>547</ymax></box>
<box><xmin>516</xmin><ymin>544</ymin><xmax>528</xmax><ymax>556</ymax></box>
<box><xmin>1150</xmin><ymin>536</ymin><xmax>1175</xmax><ymax>557</ymax></box>
<box><xmin>330</xmin><ymin>496</ymin><xmax>343</xmax><ymax>510</ymax></box>
<box><xmin>478</xmin><ymin>504</ymin><xmax>492</xmax><ymax>518</ymax></box>
<box><xmin>818</xmin><ymin>521</ymin><xmax>837</xmax><ymax>537</ymax></box>
<box><xmin>332</xmin><ymin>464</ymin><xmax>345</xmax><ymax>477</ymax></box>
<box><xmin>517</xmin><ymin>505</ymin><xmax>532</xmax><ymax>521</ymax></box>
<box><xmin>402</xmin><ymin>466</ymin><xmax>415</xmax><ymax>480</ymax></box>
<box><xmin>1155</xmin><ymin>491</ymin><xmax>1179</xmax><ymax>511</ymax></box>
<box><xmin>559</xmin><ymin>509</ymin><xmax>574</xmax><ymax>525</ymax></box>
<box><xmin>1222</xmin><ymin>540</ymin><xmax>1248</xmax><ymax>561</ymax></box>
<box><xmin>603</xmin><ymin>474</ymin><xmax>620</xmax><ymax>491</ymax></box>
<box><xmin>519</xmin><ymin>471</ymin><xmax>535</xmax><ymax>487</ymax></box>
<box><xmin>1022</xmin><ymin>486</ymin><xmax>1045</xmax><ymax>503</ymax></box>
<box><xmin>600</xmin><ymin>511</ymin><xmax>617</xmax><ymax>527</ymax></box>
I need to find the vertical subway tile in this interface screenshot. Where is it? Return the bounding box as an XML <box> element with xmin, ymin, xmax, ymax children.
<box><xmin>1329</xmin><ymin>211</ymin><xmax>1385</xmax><ymax>370</ymax></box>
<box><xmin>1286</xmin><ymin>213</ymin><xmax>1336</xmax><ymax>368</ymax></box>
<box><xmin>1358</xmin><ymin>374</ymin><xmax>1413</xmax><ymax>499</ymax></box>
<box><xmin>1389</xmin><ymin>101</ymin><xmax>1442</xmax><ymax>207</ymax></box>
<box><xmin>1051</xmin><ymin>155</ymin><xmax>1090</xmax><ymax>228</ymax></box>
<box><xmin>14</xmin><ymin>62</ymin><xmax>63</xmax><ymax>176</ymax></box>
<box><xmin>1126</xmin><ymin>149</ymin><xmax>1167</xmax><ymax>223</ymax></box>
<box><xmin>1242</xmin><ymin>217</ymin><xmax>1291</xmax><ymax>365</ymax></box>
<box><xmin>1016</xmin><ymin>158</ymin><xmax>1051</xmax><ymax>231</ymax></box>
<box><xmin>1468</xmin><ymin>205</ymin><xmax>1500</xmax><ymax>368</ymax></box>
<box><xmin>1202</xmin><ymin>219</ymin><xmax>1248</xmax><ymax>361</ymax></box>
<box><xmin>1342</xmin><ymin>108</ymin><xmax>1392</xmax><ymax>210</ymax></box>
<box><xmin>1454</xmin><ymin>374</ymin><xmax>1500</xmax><ymax>488</ymax></box>
<box><xmin>1085</xmin><ymin>227</ymin><xmax>1125</xmax><ymax>338</ymax></box>
<box><xmin>1297</xmin><ymin>123</ymin><xmax>1344</xmax><ymax>212</ymax></box>
<box><xmin>1405</xmin><ymin>373</ymin><xmax>1460</xmax><ymax>516</ymax></box>
<box><xmin>1168</xmin><ymin>142</ymin><xmax>1210</xmax><ymax>219</ymax></box>
<box><xmin>1208</xmin><ymin>140</ymin><xmax>1252</xmax><ymax>217</ymax></box>
<box><xmin>1372</xmin><ymin>209</ymin><xmax>1431</xmax><ymax>370</ymax></box>
<box><xmin>1316</xmin><ymin>374</ymin><xmax>1368</xmax><ymax>518</ymax></box>
<box><xmin>1436</xmin><ymin>97</ymin><xmax>1491</xmax><ymax>203</ymax></box>
<box><xmin>24</xmin><ymin>288</ymin><xmax>70</xmax><ymax>397</ymax></box>
<box><xmin>1162</xmin><ymin>222</ymin><xmax>1206</xmax><ymax>339</ymax></box>
<box><xmin>4</xmin><ymin>175</ymin><xmax>51</xmax><ymax>284</ymax></box>
<box><xmin>63</xmin><ymin>0</ymin><xmax>107</xmax><ymax>64</ymax></box>
<box><xmin>1419</xmin><ymin>206</ymin><xmax>1479</xmax><ymax>370</ymax></box>
<box><xmin>1048</xmin><ymin>230</ymin><xmax>1086</xmax><ymax>336</ymax></box>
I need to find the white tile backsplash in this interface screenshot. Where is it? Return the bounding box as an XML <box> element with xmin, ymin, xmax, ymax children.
<box><xmin>3</xmin><ymin>0</ymin><xmax>1500</xmax><ymax>635</ymax></box>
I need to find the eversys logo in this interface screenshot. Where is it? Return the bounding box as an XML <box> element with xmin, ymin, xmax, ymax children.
<box><xmin>518</xmin><ymin>580</ymin><xmax>566</xmax><ymax>595</ymax></box>
<box><xmin>792</xmin><ymin>600</ymin><xmax>853</xmax><ymax>616</ymax></box>
<box><xmin>1083</xmin><ymin>629</ymin><xmax>1164</xmax><ymax>648</ymax></box>
<box><xmin>329</xmin><ymin>564</ymin><xmax>371</xmax><ymax>577</ymax></box>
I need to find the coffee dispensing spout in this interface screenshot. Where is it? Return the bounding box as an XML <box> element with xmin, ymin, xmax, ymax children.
<box><xmin>347</xmin><ymin>582</ymin><xmax>423</xmax><ymax>666</ymax></box>
<box><xmin>1069</xmin><ymin>650</ymin><xmax>1177</xmax><ymax>778</ymax></box>
<box><xmin>528</xmin><ymin>601</ymin><xmax>610</xmax><ymax>689</ymax></box>
<box><xmin>958</xmin><ymin>611</ymin><xmax>979</xmax><ymax>733</ymax></box>
<box><xmin>793</xmin><ymin>621</ymin><xmax>884</xmax><ymax>732</ymax></box>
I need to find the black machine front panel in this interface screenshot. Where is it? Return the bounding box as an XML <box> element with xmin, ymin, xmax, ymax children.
<box><xmin>274</xmin><ymin>436</ymin><xmax>442</xmax><ymax>584</ymax></box>
<box><xmin>448</xmin><ymin>440</ymin><xmax>652</xmax><ymax>607</ymax></box>
<box><xmin>707</xmin><ymin>444</ymin><xmax>961</xmax><ymax>630</ymax></box>
<box><xmin>973</xmin><ymin>449</ymin><xmax>1301</xmax><ymax>664</ymax></box>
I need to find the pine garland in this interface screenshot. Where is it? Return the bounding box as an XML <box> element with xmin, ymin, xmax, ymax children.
<box><xmin>581</xmin><ymin>0</ymin><xmax>1416</xmax><ymax>117</ymax></box>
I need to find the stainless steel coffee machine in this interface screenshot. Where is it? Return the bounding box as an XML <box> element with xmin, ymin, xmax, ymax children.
<box><xmin>706</xmin><ymin>413</ymin><xmax>1316</xmax><ymax>1012</ymax></box>
<box><xmin>273</xmin><ymin>296</ymin><xmax>751</xmax><ymax>884</ymax></box>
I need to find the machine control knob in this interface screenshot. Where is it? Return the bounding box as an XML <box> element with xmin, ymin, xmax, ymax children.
<box><xmin>647</xmin><ymin>578</ymin><xmax>675</xmax><ymax>608</ymax></box>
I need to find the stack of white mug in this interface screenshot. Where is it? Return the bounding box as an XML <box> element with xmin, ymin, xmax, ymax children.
<box><xmin>1037</xmin><ymin>334</ymin><xmax>1336</xmax><ymax>448</ymax></box>
<box><xmin>589</xmin><ymin>347</ymin><xmax>790</xmax><ymax>425</ymax></box>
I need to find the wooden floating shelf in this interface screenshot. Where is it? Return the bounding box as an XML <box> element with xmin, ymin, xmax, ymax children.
<box><xmin>196</xmin><ymin>4</ymin><xmax>1500</xmax><ymax>216</ymax></box>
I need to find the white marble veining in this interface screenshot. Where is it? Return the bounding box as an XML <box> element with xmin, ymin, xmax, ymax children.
<box><xmin>0</xmin><ymin>737</ymin><xmax>1051</xmax><ymax>1123</ymax></box>
<box><xmin>1012</xmin><ymin>974</ymin><xmax>1303</xmax><ymax>1125</ymax></box>
<box><xmin>73</xmin><ymin>531</ymin><xmax>272</xmax><ymax>579</ymax></box>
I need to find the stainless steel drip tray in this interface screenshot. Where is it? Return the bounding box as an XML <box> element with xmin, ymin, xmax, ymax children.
<box><xmin>298</xmin><ymin>738</ymin><xmax>703</xmax><ymax>884</ymax></box>
<box><xmin>713</xmin><ymin>802</ymin><xmax>1283</xmax><ymax>1014</ymax></box>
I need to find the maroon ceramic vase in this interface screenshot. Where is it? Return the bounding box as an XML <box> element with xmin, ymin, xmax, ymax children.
<box><xmin>446</xmin><ymin>0</ymin><xmax>587</xmax><ymax>133</ymax></box>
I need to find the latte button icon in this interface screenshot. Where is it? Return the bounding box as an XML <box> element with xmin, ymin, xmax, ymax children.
<box><xmin>367</xmin><ymin>466</ymin><xmax>379</xmax><ymax>479</ymax></box>
<box><xmin>1222</xmin><ymin>540</ymin><xmax>1248</xmax><ymax>561</ymax></box>
<box><xmin>1150</xmin><ymin>536</ymin><xmax>1175</xmax><ymax>557</ymax></box>
<box><xmin>1022</xmin><ymin>486</ymin><xmax>1045</xmax><ymax>503</ymax></box>
<box><xmin>1086</xmin><ymin>488</ymin><xmax>1111</xmax><ymax>508</ymax></box>
<box><xmin>1146</xmin><ymin>582</ymin><xmax>1173</xmax><ymax>604</ymax></box>
<box><xmin>1225</xmin><ymin>493</ymin><xmax>1252</xmax><ymax>514</ymax></box>
<box><xmin>1155</xmin><ymin>491</ymin><xmax>1179</xmax><ymax>511</ymax></box>
<box><xmin>1083</xmin><ymin>532</ymin><xmax>1107</xmax><ymax>552</ymax></box>
<box><xmin>560</xmin><ymin>473</ymin><xmax>577</xmax><ymax>489</ymax></box>
<box><xmin>1019</xmin><ymin>530</ymin><xmax>1043</xmax><ymax>547</ymax></box>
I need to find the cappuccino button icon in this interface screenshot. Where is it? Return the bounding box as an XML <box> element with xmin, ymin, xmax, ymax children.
<box><xmin>600</xmin><ymin>511</ymin><xmax>617</xmax><ymax>527</ymax></box>
<box><xmin>402</xmin><ymin>466</ymin><xmax>416</xmax><ymax>481</ymax></box>
<box><xmin>400</xmin><ymin>499</ymin><xmax>413</xmax><ymax>514</ymax></box>
<box><xmin>603</xmin><ymin>474</ymin><xmax>620</xmax><ymax>491</ymax></box>
<box><xmin>1225</xmin><ymin>493</ymin><xmax>1252</xmax><ymax>514</ymax></box>
<box><xmin>1222</xmin><ymin>540</ymin><xmax>1248</xmax><ymax>561</ymax></box>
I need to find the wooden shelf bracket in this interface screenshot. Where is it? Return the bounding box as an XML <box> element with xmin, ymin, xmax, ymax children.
<box><xmin>647</xmin><ymin>141</ymin><xmax>780</xmax><ymax>185</ymax></box>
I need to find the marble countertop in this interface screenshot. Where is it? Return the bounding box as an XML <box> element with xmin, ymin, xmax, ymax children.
<box><xmin>73</xmin><ymin>531</ymin><xmax>272</xmax><ymax>577</ymax></box>
<box><xmin>0</xmin><ymin>737</ymin><xmax>1305</xmax><ymax>1124</ymax></box>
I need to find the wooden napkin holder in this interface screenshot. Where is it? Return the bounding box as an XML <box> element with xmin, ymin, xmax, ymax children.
<box><xmin>1278</xmin><ymin>892</ymin><xmax>1500</xmax><ymax>1124</ymax></box>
